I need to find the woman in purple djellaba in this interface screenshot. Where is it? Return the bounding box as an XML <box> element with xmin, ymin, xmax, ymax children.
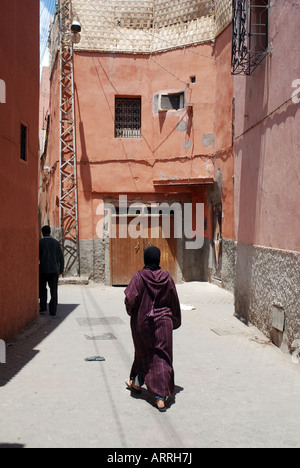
<box><xmin>125</xmin><ymin>246</ymin><xmax>181</xmax><ymax>412</ymax></box>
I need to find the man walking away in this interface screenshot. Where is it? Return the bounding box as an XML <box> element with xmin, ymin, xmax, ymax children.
<box><xmin>39</xmin><ymin>226</ymin><xmax>64</xmax><ymax>316</ymax></box>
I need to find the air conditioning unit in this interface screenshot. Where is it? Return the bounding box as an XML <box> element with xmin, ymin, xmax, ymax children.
<box><xmin>158</xmin><ymin>92</ymin><xmax>185</xmax><ymax>112</ymax></box>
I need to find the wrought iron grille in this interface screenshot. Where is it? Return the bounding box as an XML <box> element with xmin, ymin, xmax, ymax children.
<box><xmin>115</xmin><ymin>98</ymin><xmax>141</xmax><ymax>138</ymax></box>
<box><xmin>232</xmin><ymin>0</ymin><xmax>269</xmax><ymax>75</ymax></box>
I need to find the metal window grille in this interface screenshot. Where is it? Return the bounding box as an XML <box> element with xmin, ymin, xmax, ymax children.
<box><xmin>231</xmin><ymin>0</ymin><xmax>269</xmax><ymax>75</ymax></box>
<box><xmin>115</xmin><ymin>98</ymin><xmax>141</xmax><ymax>138</ymax></box>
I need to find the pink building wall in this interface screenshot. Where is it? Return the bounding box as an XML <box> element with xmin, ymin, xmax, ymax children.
<box><xmin>234</xmin><ymin>0</ymin><xmax>300</xmax><ymax>351</ymax></box>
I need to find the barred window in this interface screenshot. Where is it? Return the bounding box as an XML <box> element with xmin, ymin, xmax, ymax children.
<box><xmin>232</xmin><ymin>0</ymin><xmax>269</xmax><ymax>75</ymax></box>
<box><xmin>115</xmin><ymin>97</ymin><xmax>141</xmax><ymax>138</ymax></box>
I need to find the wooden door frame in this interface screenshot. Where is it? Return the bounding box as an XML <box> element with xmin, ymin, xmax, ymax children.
<box><xmin>109</xmin><ymin>204</ymin><xmax>177</xmax><ymax>285</ymax></box>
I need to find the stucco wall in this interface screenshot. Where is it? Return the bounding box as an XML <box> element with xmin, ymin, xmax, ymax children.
<box><xmin>0</xmin><ymin>1</ymin><xmax>40</xmax><ymax>340</ymax></box>
<box><xmin>42</xmin><ymin>22</ymin><xmax>235</xmax><ymax>287</ymax></box>
<box><xmin>235</xmin><ymin>243</ymin><xmax>300</xmax><ymax>352</ymax></box>
<box><xmin>233</xmin><ymin>0</ymin><xmax>300</xmax><ymax>350</ymax></box>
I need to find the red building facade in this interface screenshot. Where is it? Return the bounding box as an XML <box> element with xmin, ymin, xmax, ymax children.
<box><xmin>0</xmin><ymin>0</ymin><xmax>40</xmax><ymax>340</ymax></box>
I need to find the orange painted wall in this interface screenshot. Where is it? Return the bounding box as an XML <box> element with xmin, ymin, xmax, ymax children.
<box><xmin>0</xmin><ymin>1</ymin><xmax>40</xmax><ymax>340</ymax></box>
<box><xmin>74</xmin><ymin>39</ymin><xmax>232</xmax><ymax>241</ymax></box>
<box><xmin>214</xmin><ymin>26</ymin><xmax>234</xmax><ymax>241</ymax></box>
<box><xmin>45</xmin><ymin>27</ymin><xmax>234</xmax><ymax>256</ymax></box>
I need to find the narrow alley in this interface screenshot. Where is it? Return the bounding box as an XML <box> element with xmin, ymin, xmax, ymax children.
<box><xmin>1</xmin><ymin>0</ymin><xmax>299</xmax><ymax>453</ymax></box>
<box><xmin>0</xmin><ymin>282</ymin><xmax>299</xmax><ymax>449</ymax></box>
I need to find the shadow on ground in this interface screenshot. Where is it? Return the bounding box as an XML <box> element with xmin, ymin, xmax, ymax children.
<box><xmin>128</xmin><ymin>384</ymin><xmax>184</xmax><ymax>412</ymax></box>
<box><xmin>0</xmin><ymin>443</ymin><xmax>25</xmax><ymax>448</ymax></box>
<box><xmin>0</xmin><ymin>304</ymin><xmax>79</xmax><ymax>387</ymax></box>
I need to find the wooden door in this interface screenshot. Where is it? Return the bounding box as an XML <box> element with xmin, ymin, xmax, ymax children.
<box><xmin>111</xmin><ymin>214</ymin><xmax>177</xmax><ymax>285</ymax></box>
<box><xmin>147</xmin><ymin>214</ymin><xmax>177</xmax><ymax>281</ymax></box>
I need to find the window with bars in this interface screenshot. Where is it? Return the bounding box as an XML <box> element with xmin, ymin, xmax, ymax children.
<box><xmin>232</xmin><ymin>0</ymin><xmax>269</xmax><ymax>75</ymax></box>
<box><xmin>115</xmin><ymin>97</ymin><xmax>141</xmax><ymax>138</ymax></box>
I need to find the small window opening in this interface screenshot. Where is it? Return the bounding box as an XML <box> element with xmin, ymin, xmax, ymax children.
<box><xmin>20</xmin><ymin>124</ymin><xmax>27</xmax><ymax>161</ymax></box>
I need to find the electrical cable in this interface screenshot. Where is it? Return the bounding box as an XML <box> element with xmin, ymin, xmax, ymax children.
<box><xmin>234</xmin><ymin>94</ymin><xmax>298</xmax><ymax>141</ymax></box>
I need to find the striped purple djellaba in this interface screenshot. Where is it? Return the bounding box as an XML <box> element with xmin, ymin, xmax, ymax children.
<box><xmin>125</xmin><ymin>268</ymin><xmax>181</xmax><ymax>398</ymax></box>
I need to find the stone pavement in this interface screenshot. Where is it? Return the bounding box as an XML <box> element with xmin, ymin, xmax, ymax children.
<box><xmin>0</xmin><ymin>281</ymin><xmax>299</xmax><ymax>449</ymax></box>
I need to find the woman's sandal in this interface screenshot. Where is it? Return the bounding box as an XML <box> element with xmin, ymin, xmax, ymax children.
<box><xmin>125</xmin><ymin>378</ymin><xmax>142</xmax><ymax>394</ymax></box>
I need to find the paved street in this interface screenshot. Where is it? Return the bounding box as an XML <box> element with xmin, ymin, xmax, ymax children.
<box><xmin>0</xmin><ymin>281</ymin><xmax>299</xmax><ymax>449</ymax></box>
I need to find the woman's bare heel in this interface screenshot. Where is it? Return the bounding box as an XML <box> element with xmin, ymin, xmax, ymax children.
<box><xmin>156</xmin><ymin>398</ymin><xmax>166</xmax><ymax>412</ymax></box>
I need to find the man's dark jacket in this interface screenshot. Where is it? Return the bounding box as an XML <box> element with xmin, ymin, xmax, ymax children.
<box><xmin>39</xmin><ymin>236</ymin><xmax>64</xmax><ymax>275</ymax></box>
